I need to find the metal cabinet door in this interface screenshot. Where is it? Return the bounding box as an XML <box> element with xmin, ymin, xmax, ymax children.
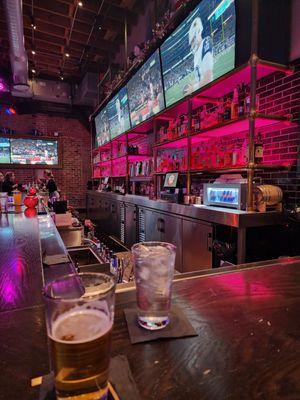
<box><xmin>125</xmin><ymin>203</ymin><xmax>137</xmax><ymax>248</ymax></box>
<box><xmin>144</xmin><ymin>209</ymin><xmax>161</xmax><ymax>242</ymax></box>
<box><xmin>86</xmin><ymin>194</ymin><xmax>96</xmax><ymax>220</ymax></box>
<box><xmin>110</xmin><ymin>200</ymin><xmax>120</xmax><ymax>238</ymax></box>
<box><xmin>159</xmin><ymin>214</ymin><xmax>183</xmax><ymax>272</ymax></box>
<box><xmin>182</xmin><ymin>219</ymin><xmax>213</xmax><ymax>272</ymax></box>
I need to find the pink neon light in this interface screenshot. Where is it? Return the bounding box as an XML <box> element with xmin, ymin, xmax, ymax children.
<box><xmin>156</xmin><ymin>137</ymin><xmax>188</xmax><ymax>150</ymax></box>
<box><xmin>196</xmin><ymin>64</ymin><xmax>285</xmax><ymax>100</ymax></box>
<box><xmin>191</xmin><ymin>117</ymin><xmax>287</xmax><ymax>143</ymax></box>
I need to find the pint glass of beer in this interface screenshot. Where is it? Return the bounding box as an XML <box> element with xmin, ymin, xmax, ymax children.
<box><xmin>43</xmin><ymin>273</ymin><xmax>116</xmax><ymax>400</ymax></box>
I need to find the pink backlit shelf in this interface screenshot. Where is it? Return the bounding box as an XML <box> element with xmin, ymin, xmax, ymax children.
<box><xmin>109</xmin><ymin>154</ymin><xmax>152</xmax><ymax>163</ymax></box>
<box><xmin>189</xmin><ymin>163</ymin><xmax>291</xmax><ymax>175</ymax></box>
<box><xmin>154</xmin><ymin>136</ymin><xmax>188</xmax><ymax>149</ymax></box>
<box><xmin>191</xmin><ymin>114</ymin><xmax>292</xmax><ymax>142</ymax></box>
<box><xmin>190</xmin><ymin>60</ymin><xmax>293</xmax><ymax>108</ymax></box>
<box><xmin>130</xmin><ymin>176</ymin><xmax>153</xmax><ymax>182</ymax></box>
<box><xmin>156</xmin><ymin>170</ymin><xmax>188</xmax><ymax>175</ymax></box>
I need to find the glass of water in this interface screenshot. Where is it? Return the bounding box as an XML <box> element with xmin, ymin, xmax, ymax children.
<box><xmin>132</xmin><ymin>242</ymin><xmax>176</xmax><ymax>330</ymax></box>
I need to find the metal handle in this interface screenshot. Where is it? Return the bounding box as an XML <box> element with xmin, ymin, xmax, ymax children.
<box><xmin>156</xmin><ymin>218</ymin><xmax>161</xmax><ymax>232</ymax></box>
<box><xmin>160</xmin><ymin>218</ymin><xmax>165</xmax><ymax>233</ymax></box>
<box><xmin>207</xmin><ymin>232</ymin><xmax>212</xmax><ymax>252</ymax></box>
<box><xmin>133</xmin><ymin>209</ymin><xmax>136</xmax><ymax>222</ymax></box>
<box><xmin>156</xmin><ymin>218</ymin><xmax>165</xmax><ymax>233</ymax></box>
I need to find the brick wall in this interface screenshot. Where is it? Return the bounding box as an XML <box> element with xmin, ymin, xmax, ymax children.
<box><xmin>256</xmin><ymin>62</ymin><xmax>300</xmax><ymax>207</ymax></box>
<box><xmin>0</xmin><ymin>111</ymin><xmax>91</xmax><ymax>208</ymax></box>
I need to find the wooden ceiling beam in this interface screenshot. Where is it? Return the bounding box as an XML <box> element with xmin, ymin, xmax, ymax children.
<box><xmin>22</xmin><ymin>4</ymin><xmax>125</xmax><ymax>36</ymax></box>
<box><xmin>23</xmin><ymin>0</ymin><xmax>71</xmax><ymax>17</ymax></box>
<box><xmin>76</xmin><ymin>2</ymin><xmax>137</xmax><ymax>25</ymax></box>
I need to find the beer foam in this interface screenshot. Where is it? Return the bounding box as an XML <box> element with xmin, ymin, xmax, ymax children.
<box><xmin>50</xmin><ymin>308</ymin><xmax>112</xmax><ymax>344</ymax></box>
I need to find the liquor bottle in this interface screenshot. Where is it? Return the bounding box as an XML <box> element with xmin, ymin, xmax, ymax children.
<box><xmin>217</xmin><ymin>98</ymin><xmax>224</xmax><ymax>124</ymax></box>
<box><xmin>200</xmin><ymin>105</ymin><xmax>208</xmax><ymax>128</ymax></box>
<box><xmin>231</xmin><ymin>87</ymin><xmax>239</xmax><ymax>119</ymax></box>
<box><xmin>254</xmin><ymin>133</ymin><xmax>264</xmax><ymax>164</ymax></box>
<box><xmin>238</xmin><ymin>83</ymin><xmax>246</xmax><ymax>117</ymax></box>
<box><xmin>223</xmin><ymin>97</ymin><xmax>232</xmax><ymax>121</ymax></box>
<box><xmin>139</xmin><ymin>161</ymin><xmax>143</xmax><ymax>175</ymax></box>
<box><xmin>244</xmin><ymin>85</ymin><xmax>261</xmax><ymax>114</ymax></box>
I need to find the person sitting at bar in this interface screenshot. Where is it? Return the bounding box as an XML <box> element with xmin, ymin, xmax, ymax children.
<box><xmin>0</xmin><ymin>171</ymin><xmax>4</xmax><ymax>192</ymax></box>
<box><xmin>2</xmin><ymin>172</ymin><xmax>18</xmax><ymax>195</ymax></box>
<box><xmin>44</xmin><ymin>170</ymin><xmax>60</xmax><ymax>202</ymax></box>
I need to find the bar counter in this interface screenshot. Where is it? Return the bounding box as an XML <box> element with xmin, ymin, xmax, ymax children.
<box><xmin>0</xmin><ymin>209</ymin><xmax>299</xmax><ymax>399</ymax></box>
<box><xmin>87</xmin><ymin>191</ymin><xmax>284</xmax><ymax>229</ymax></box>
<box><xmin>87</xmin><ymin>191</ymin><xmax>286</xmax><ymax>267</ymax></box>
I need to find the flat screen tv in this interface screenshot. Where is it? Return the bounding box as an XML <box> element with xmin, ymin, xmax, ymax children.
<box><xmin>0</xmin><ymin>138</ymin><xmax>11</xmax><ymax>164</ymax></box>
<box><xmin>160</xmin><ymin>0</ymin><xmax>236</xmax><ymax>107</ymax></box>
<box><xmin>127</xmin><ymin>49</ymin><xmax>165</xmax><ymax>127</ymax></box>
<box><xmin>107</xmin><ymin>87</ymin><xmax>131</xmax><ymax>140</ymax></box>
<box><xmin>10</xmin><ymin>138</ymin><xmax>59</xmax><ymax>165</ymax></box>
<box><xmin>95</xmin><ymin>108</ymin><xmax>110</xmax><ymax>147</ymax></box>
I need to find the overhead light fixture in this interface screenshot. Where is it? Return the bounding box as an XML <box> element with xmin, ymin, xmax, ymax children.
<box><xmin>65</xmin><ymin>53</ymin><xmax>70</xmax><ymax>58</ymax></box>
<box><xmin>31</xmin><ymin>50</ymin><xmax>36</xmax><ymax>55</ymax></box>
<box><xmin>30</xmin><ymin>22</ymin><xmax>37</xmax><ymax>30</ymax></box>
<box><xmin>60</xmin><ymin>75</ymin><xmax>64</xmax><ymax>81</ymax></box>
<box><xmin>78</xmin><ymin>1</ymin><xmax>83</xmax><ymax>7</ymax></box>
<box><xmin>32</xmin><ymin>69</ymin><xmax>36</xmax><ymax>74</ymax></box>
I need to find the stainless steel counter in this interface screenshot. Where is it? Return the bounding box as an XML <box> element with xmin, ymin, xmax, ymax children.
<box><xmin>87</xmin><ymin>191</ymin><xmax>284</xmax><ymax>228</ymax></box>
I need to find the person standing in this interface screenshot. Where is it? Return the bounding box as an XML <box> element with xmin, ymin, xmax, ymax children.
<box><xmin>2</xmin><ymin>172</ymin><xmax>18</xmax><ymax>195</ymax></box>
<box><xmin>0</xmin><ymin>172</ymin><xmax>4</xmax><ymax>192</ymax></box>
<box><xmin>44</xmin><ymin>170</ymin><xmax>60</xmax><ymax>202</ymax></box>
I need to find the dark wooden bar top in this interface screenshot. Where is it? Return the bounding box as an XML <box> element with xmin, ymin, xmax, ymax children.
<box><xmin>0</xmin><ymin>209</ymin><xmax>75</xmax><ymax>400</ymax></box>
<box><xmin>0</xmin><ymin>235</ymin><xmax>299</xmax><ymax>400</ymax></box>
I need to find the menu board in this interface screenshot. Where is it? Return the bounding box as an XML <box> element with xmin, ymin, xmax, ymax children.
<box><xmin>95</xmin><ymin>108</ymin><xmax>110</xmax><ymax>147</ymax></box>
<box><xmin>107</xmin><ymin>87</ymin><xmax>131</xmax><ymax>139</ymax></box>
<box><xmin>0</xmin><ymin>138</ymin><xmax>11</xmax><ymax>163</ymax></box>
<box><xmin>10</xmin><ymin>138</ymin><xmax>58</xmax><ymax>165</ymax></box>
<box><xmin>161</xmin><ymin>0</ymin><xmax>236</xmax><ymax>107</ymax></box>
<box><xmin>127</xmin><ymin>49</ymin><xmax>165</xmax><ymax>127</ymax></box>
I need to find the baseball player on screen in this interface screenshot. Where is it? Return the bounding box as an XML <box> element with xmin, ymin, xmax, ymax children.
<box><xmin>188</xmin><ymin>16</ymin><xmax>213</xmax><ymax>91</ymax></box>
<box><xmin>115</xmin><ymin>98</ymin><xmax>125</xmax><ymax>133</ymax></box>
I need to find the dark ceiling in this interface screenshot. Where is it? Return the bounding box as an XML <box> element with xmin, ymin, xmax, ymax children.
<box><xmin>0</xmin><ymin>0</ymin><xmax>146</xmax><ymax>83</ymax></box>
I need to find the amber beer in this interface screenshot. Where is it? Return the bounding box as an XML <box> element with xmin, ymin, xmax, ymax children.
<box><xmin>43</xmin><ymin>273</ymin><xmax>116</xmax><ymax>400</ymax></box>
<box><xmin>49</xmin><ymin>308</ymin><xmax>112</xmax><ymax>399</ymax></box>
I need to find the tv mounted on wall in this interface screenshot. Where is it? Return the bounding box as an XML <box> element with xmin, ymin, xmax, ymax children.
<box><xmin>127</xmin><ymin>49</ymin><xmax>165</xmax><ymax>127</ymax></box>
<box><xmin>95</xmin><ymin>107</ymin><xmax>110</xmax><ymax>147</ymax></box>
<box><xmin>160</xmin><ymin>0</ymin><xmax>236</xmax><ymax>107</ymax></box>
<box><xmin>0</xmin><ymin>136</ymin><xmax>61</xmax><ymax>167</ymax></box>
<box><xmin>107</xmin><ymin>87</ymin><xmax>131</xmax><ymax>140</ymax></box>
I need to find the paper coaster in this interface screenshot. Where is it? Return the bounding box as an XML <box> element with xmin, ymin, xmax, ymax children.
<box><xmin>124</xmin><ymin>305</ymin><xmax>198</xmax><ymax>344</ymax></box>
<box><xmin>37</xmin><ymin>355</ymin><xmax>140</xmax><ymax>400</ymax></box>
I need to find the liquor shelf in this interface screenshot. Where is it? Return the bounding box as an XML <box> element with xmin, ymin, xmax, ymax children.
<box><xmin>92</xmin><ymin>59</ymin><xmax>296</xmax><ymax>206</ymax></box>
